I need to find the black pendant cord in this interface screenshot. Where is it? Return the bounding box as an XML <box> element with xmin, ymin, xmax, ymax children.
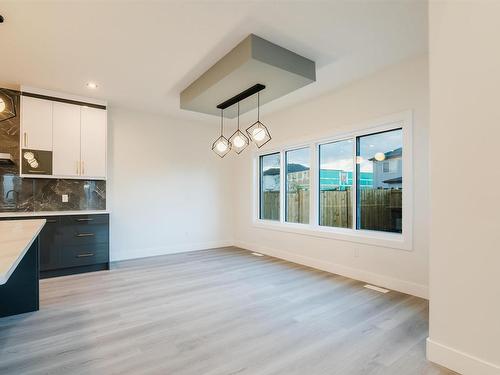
<box><xmin>220</xmin><ymin>109</ymin><xmax>224</xmax><ymax>136</ymax></box>
<box><xmin>257</xmin><ymin>92</ymin><xmax>260</xmax><ymax>122</ymax></box>
<box><xmin>237</xmin><ymin>102</ymin><xmax>240</xmax><ymax>130</ymax></box>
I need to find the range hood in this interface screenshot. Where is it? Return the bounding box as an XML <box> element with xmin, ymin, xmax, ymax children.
<box><xmin>0</xmin><ymin>152</ymin><xmax>15</xmax><ymax>165</ymax></box>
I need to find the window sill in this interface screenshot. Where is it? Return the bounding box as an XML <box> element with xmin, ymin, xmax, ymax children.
<box><xmin>252</xmin><ymin>220</ymin><xmax>412</xmax><ymax>251</ymax></box>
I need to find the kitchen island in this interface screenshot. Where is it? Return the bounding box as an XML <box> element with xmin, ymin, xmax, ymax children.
<box><xmin>0</xmin><ymin>219</ymin><xmax>45</xmax><ymax>317</ymax></box>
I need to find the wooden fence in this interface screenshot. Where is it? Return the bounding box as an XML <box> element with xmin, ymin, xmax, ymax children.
<box><xmin>261</xmin><ymin>191</ymin><xmax>281</xmax><ymax>221</ymax></box>
<box><xmin>261</xmin><ymin>189</ymin><xmax>402</xmax><ymax>232</ymax></box>
<box><xmin>287</xmin><ymin>190</ymin><xmax>310</xmax><ymax>224</ymax></box>
<box><xmin>358</xmin><ymin>189</ymin><xmax>402</xmax><ymax>232</ymax></box>
<box><xmin>319</xmin><ymin>190</ymin><xmax>352</xmax><ymax>228</ymax></box>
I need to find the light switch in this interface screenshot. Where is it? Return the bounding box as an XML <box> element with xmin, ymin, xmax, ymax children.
<box><xmin>62</xmin><ymin>194</ymin><xmax>69</xmax><ymax>203</ymax></box>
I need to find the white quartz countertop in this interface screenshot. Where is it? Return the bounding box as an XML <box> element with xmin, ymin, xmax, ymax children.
<box><xmin>0</xmin><ymin>210</ymin><xmax>110</xmax><ymax>218</ymax></box>
<box><xmin>0</xmin><ymin>219</ymin><xmax>46</xmax><ymax>285</ymax></box>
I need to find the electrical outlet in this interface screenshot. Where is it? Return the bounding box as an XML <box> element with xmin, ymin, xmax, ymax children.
<box><xmin>61</xmin><ymin>194</ymin><xmax>69</xmax><ymax>203</ymax></box>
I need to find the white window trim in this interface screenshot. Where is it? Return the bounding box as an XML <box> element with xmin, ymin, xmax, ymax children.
<box><xmin>252</xmin><ymin>110</ymin><xmax>413</xmax><ymax>251</ymax></box>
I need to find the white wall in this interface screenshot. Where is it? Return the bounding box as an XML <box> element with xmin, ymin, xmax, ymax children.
<box><xmin>107</xmin><ymin>107</ymin><xmax>233</xmax><ymax>261</ymax></box>
<box><xmin>233</xmin><ymin>56</ymin><xmax>430</xmax><ymax>298</ymax></box>
<box><xmin>427</xmin><ymin>2</ymin><xmax>500</xmax><ymax>374</ymax></box>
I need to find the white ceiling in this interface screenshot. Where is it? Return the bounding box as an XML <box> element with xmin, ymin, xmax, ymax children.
<box><xmin>0</xmin><ymin>1</ymin><xmax>427</xmax><ymax>122</ymax></box>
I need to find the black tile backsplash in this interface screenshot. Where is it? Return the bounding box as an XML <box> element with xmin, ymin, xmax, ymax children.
<box><xmin>0</xmin><ymin>88</ymin><xmax>106</xmax><ymax>213</ymax></box>
<box><xmin>0</xmin><ymin>175</ymin><xmax>33</xmax><ymax>212</ymax></box>
<box><xmin>33</xmin><ymin>179</ymin><xmax>106</xmax><ymax>211</ymax></box>
<box><xmin>0</xmin><ymin>176</ymin><xmax>106</xmax><ymax>212</ymax></box>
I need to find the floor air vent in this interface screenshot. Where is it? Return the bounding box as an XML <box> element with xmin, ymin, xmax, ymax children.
<box><xmin>364</xmin><ymin>284</ymin><xmax>390</xmax><ymax>293</ymax></box>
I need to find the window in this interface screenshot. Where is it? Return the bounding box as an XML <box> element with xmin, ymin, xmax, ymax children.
<box><xmin>285</xmin><ymin>148</ymin><xmax>310</xmax><ymax>224</ymax></box>
<box><xmin>356</xmin><ymin>128</ymin><xmax>403</xmax><ymax>233</ymax></box>
<box><xmin>255</xmin><ymin>114</ymin><xmax>410</xmax><ymax>249</ymax></box>
<box><xmin>319</xmin><ymin>140</ymin><xmax>354</xmax><ymax>228</ymax></box>
<box><xmin>259</xmin><ymin>153</ymin><xmax>280</xmax><ymax>221</ymax></box>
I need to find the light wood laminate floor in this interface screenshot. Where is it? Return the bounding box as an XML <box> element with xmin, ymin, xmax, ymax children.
<box><xmin>0</xmin><ymin>247</ymin><xmax>456</xmax><ymax>375</ymax></box>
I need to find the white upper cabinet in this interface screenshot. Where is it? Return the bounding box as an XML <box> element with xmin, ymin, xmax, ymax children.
<box><xmin>20</xmin><ymin>88</ymin><xmax>107</xmax><ymax>180</ymax></box>
<box><xmin>80</xmin><ymin>106</ymin><xmax>107</xmax><ymax>179</ymax></box>
<box><xmin>52</xmin><ymin>102</ymin><xmax>82</xmax><ymax>177</ymax></box>
<box><xmin>21</xmin><ymin>96</ymin><xmax>53</xmax><ymax>151</ymax></box>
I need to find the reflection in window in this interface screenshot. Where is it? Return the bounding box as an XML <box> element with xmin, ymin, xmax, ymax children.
<box><xmin>259</xmin><ymin>153</ymin><xmax>280</xmax><ymax>221</ymax></box>
<box><xmin>356</xmin><ymin>128</ymin><xmax>403</xmax><ymax>233</ymax></box>
<box><xmin>285</xmin><ymin>148</ymin><xmax>310</xmax><ymax>224</ymax></box>
<box><xmin>319</xmin><ymin>140</ymin><xmax>354</xmax><ymax>228</ymax></box>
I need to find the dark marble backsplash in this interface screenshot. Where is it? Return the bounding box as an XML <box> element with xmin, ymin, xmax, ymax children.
<box><xmin>0</xmin><ymin>176</ymin><xmax>106</xmax><ymax>212</ymax></box>
<box><xmin>0</xmin><ymin>88</ymin><xmax>106</xmax><ymax>213</ymax></box>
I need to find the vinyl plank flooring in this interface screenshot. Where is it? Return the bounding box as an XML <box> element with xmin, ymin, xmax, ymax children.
<box><xmin>0</xmin><ymin>247</ymin><xmax>457</xmax><ymax>375</ymax></box>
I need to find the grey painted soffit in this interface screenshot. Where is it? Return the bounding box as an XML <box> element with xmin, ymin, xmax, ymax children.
<box><xmin>180</xmin><ymin>34</ymin><xmax>316</xmax><ymax>118</ymax></box>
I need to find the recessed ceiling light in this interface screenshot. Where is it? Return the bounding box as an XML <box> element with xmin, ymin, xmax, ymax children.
<box><xmin>86</xmin><ymin>82</ymin><xmax>98</xmax><ymax>89</ymax></box>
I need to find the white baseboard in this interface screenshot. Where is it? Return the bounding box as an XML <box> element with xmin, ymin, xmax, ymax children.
<box><xmin>427</xmin><ymin>338</ymin><xmax>500</xmax><ymax>375</ymax></box>
<box><xmin>234</xmin><ymin>240</ymin><xmax>429</xmax><ymax>299</ymax></box>
<box><xmin>110</xmin><ymin>240</ymin><xmax>234</xmax><ymax>262</ymax></box>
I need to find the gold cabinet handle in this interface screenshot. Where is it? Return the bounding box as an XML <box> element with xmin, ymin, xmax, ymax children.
<box><xmin>23</xmin><ymin>132</ymin><xmax>27</xmax><ymax>147</ymax></box>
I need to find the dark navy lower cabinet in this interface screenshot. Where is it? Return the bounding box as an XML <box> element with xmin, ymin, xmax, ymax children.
<box><xmin>0</xmin><ymin>238</ymin><xmax>39</xmax><ymax>317</ymax></box>
<box><xmin>1</xmin><ymin>214</ymin><xmax>109</xmax><ymax>278</ymax></box>
<box><xmin>42</xmin><ymin>214</ymin><xmax>109</xmax><ymax>278</ymax></box>
<box><xmin>39</xmin><ymin>217</ymin><xmax>61</xmax><ymax>271</ymax></box>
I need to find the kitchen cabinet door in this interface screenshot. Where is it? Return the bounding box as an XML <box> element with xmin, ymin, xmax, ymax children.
<box><xmin>21</xmin><ymin>96</ymin><xmax>53</xmax><ymax>151</ymax></box>
<box><xmin>80</xmin><ymin>106</ymin><xmax>106</xmax><ymax>179</ymax></box>
<box><xmin>52</xmin><ymin>102</ymin><xmax>81</xmax><ymax>177</ymax></box>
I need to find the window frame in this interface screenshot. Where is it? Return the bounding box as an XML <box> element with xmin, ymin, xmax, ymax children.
<box><xmin>253</xmin><ymin>110</ymin><xmax>413</xmax><ymax>251</ymax></box>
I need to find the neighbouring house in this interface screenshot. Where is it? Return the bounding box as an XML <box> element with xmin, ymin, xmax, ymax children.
<box><xmin>264</xmin><ymin>164</ymin><xmax>378</xmax><ymax>192</ymax></box>
<box><xmin>262</xmin><ymin>167</ymin><xmax>281</xmax><ymax>191</ymax></box>
<box><xmin>285</xmin><ymin>163</ymin><xmax>309</xmax><ymax>190</ymax></box>
<box><xmin>370</xmin><ymin>147</ymin><xmax>402</xmax><ymax>189</ymax></box>
<box><xmin>319</xmin><ymin>169</ymin><xmax>373</xmax><ymax>190</ymax></box>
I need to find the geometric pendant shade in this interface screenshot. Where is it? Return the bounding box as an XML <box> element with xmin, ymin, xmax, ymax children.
<box><xmin>0</xmin><ymin>89</ymin><xmax>17</xmax><ymax>123</ymax></box>
<box><xmin>246</xmin><ymin>92</ymin><xmax>271</xmax><ymax>148</ymax></box>
<box><xmin>211</xmin><ymin>109</ymin><xmax>231</xmax><ymax>158</ymax></box>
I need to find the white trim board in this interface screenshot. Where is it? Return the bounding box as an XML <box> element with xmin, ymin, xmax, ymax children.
<box><xmin>427</xmin><ymin>338</ymin><xmax>500</xmax><ymax>375</ymax></box>
<box><xmin>234</xmin><ymin>240</ymin><xmax>428</xmax><ymax>299</ymax></box>
<box><xmin>110</xmin><ymin>240</ymin><xmax>233</xmax><ymax>262</ymax></box>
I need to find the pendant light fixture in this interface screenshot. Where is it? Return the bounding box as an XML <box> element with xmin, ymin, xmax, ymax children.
<box><xmin>0</xmin><ymin>89</ymin><xmax>17</xmax><ymax>123</ymax></box>
<box><xmin>246</xmin><ymin>92</ymin><xmax>271</xmax><ymax>148</ymax></box>
<box><xmin>229</xmin><ymin>102</ymin><xmax>249</xmax><ymax>154</ymax></box>
<box><xmin>211</xmin><ymin>109</ymin><xmax>231</xmax><ymax>158</ymax></box>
